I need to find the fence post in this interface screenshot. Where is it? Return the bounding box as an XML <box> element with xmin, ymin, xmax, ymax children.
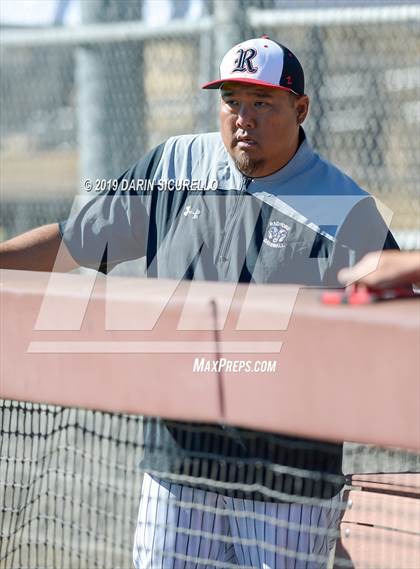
<box><xmin>76</xmin><ymin>0</ymin><xmax>144</xmax><ymax>191</ymax></box>
<box><xmin>213</xmin><ymin>0</ymin><xmax>244</xmax><ymax>61</ymax></box>
<box><xmin>211</xmin><ymin>0</ymin><xmax>245</xmax><ymax>126</ymax></box>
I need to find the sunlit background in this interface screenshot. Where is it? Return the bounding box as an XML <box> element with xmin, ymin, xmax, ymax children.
<box><xmin>1</xmin><ymin>0</ymin><xmax>419</xmax><ymax>259</ymax></box>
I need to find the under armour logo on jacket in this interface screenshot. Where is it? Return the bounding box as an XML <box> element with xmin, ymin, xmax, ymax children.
<box><xmin>232</xmin><ymin>48</ymin><xmax>258</xmax><ymax>74</ymax></box>
<box><xmin>183</xmin><ymin>205</ymin><xmax>201</xmax><ymax>219</ymax></box>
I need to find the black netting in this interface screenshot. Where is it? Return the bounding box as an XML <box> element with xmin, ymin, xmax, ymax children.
<box><xmin>1</xmin><ymin>400</ymin><xmax>418</xmax><ymax>568</ymax></box>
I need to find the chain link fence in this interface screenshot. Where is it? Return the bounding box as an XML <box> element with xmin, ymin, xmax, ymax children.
<box><xmin>1</xmin><ymin>0</ymin><xmax>419</xmax><ymax>249</ymax></box>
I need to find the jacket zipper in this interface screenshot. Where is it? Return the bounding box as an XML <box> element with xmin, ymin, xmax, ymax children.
<box><xmin>218</xmin><ymin>176</ymin><xmax>252</xmax><ymax>262</ymax></box>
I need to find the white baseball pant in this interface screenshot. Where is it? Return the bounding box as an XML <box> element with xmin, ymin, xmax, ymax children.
<box><xmin>133</xmin><ymin>473</ymin><xmax>341</xmax><ymax>569</ymax></box>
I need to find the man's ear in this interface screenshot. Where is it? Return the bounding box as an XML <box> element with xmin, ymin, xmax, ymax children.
<box><xmin>296</xmin><ymin>95</ymin><xmax>309</xmax><ymax>125</ymax></box>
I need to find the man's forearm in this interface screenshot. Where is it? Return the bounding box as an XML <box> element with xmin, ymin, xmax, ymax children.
<box><xmin>0</xmin><ymin>223</ymin><xmax>79</xmax><ymax>272</ymax></box>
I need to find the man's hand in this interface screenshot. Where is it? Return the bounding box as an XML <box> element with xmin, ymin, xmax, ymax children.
<box><xmin>338</xmin><ymin>250</ymin><xmax>420</xmax><ymax>289</ymax></box>
<box><xmin>0</xmin><ymin>223</ymin><xmax>78</xmax><ymax>272</ymax></box>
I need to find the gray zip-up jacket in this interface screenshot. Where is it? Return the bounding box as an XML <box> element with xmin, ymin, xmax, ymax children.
<box><xmin>61</xmin><ymin>130</ymin><xmax>398</xmax><ymax>501</ymax></box>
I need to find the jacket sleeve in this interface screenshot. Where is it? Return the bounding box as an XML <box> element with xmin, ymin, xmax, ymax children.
<box><xmin>59</xmin><ymin>143</ymin><xmax>164</xmax><ymax>273</ymax></box>
<box><xmin>323</xmin><ymin>196</ymin><xmax>399</xmax><ymax>286</ymax></box>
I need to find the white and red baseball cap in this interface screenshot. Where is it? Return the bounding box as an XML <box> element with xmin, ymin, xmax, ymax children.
<box><xmin>202</xmin><ymin>36</ymin><xmax>305</xmax><ymax>96</ymax></box>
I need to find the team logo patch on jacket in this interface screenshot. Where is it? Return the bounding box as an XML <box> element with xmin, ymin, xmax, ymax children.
<box><xmin>263</xmin><ymin>221</ymin><xmax>290</xmax><ymax>248</ymax></box>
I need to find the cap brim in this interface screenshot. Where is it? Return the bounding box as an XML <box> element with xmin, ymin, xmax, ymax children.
<box><xmin>201</xmin><ymin>77</ymin><xmax>299</xmax><ymax>95</ymax></box>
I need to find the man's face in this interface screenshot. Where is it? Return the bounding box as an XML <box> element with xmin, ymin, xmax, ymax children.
<box><xmin>220</xmin><ymin>82</ymin><xmax>309</xmax><ymax>178</ymax></box>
